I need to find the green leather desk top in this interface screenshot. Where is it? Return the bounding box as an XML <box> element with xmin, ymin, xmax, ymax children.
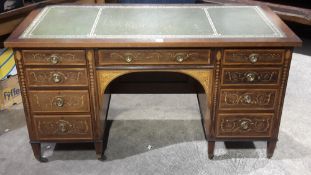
<box><xmin>20</xmin><ymin>5</ymin><xmax>284</xmax><ymax>39</ymax></box>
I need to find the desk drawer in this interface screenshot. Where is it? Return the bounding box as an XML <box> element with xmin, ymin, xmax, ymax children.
<box><xmin>26</xmin><ymin>68</ymin><xmax>88</xmax><ymax>87</ymax></box>
<box><xmin>219</xmin><ymin>89</ymin><xmax>277</xmax><ymax>110</ymax></box>
<box><xmin>34</xmin><ymin>115</ymin><xmax>93</xmax><ymax>140</ymax></box>
<box><xmin>98</xmin><ymin>49</ymin><xmax>211</xmax><ymax>65</ymax></box>
<box><xmin>216</xmin><ymin>113</ymin><xmax>274</xmax><ymax>138</ymax></box>
<box><xmin>223</xmin><ymin>49</ymin><xmax>284</xmax><ymax>65</ymax></box>
<box><xmin>29</xmin><ymin>90</ymin><xmax>90</xmax><ymax>113</ymax></box>
<box><xmin>222</xmin><ymin>68</ymin><xmax>281</xmax><ymax>86</ymax></box>
<box><xmin>22</xmin><ymin>50</ymin><xmax>86</xmax><ymax>65</ymax></box>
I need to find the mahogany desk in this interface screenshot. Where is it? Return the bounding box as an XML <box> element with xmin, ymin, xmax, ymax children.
<box><xmin>5</xmin><ymin>5</ymin><xmax>301</xmax><ymax>162</ymax></box>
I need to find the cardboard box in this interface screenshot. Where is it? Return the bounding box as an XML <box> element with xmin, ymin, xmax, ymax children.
<box><xmin>0</xmin><ymin>0</ymin><xmax>24</xmax><ymax>13</ymax></box>
<box><xmin>1</xmin><ymin>48</ymin><xmax>16</xmax><ymax>79</ymax></box>
<box><xmin>0</xmin><ymin>75</ymin><xmax>22</xmax><ymax>110</ymax></box>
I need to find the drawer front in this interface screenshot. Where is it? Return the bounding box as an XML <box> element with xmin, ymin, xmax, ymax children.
<box><xmin>98</xmin><ymin>49</ymin><xmax>211</xmax><ymax>65</ymax></box>
<box><xmin>26</xmin><ymin>68</ymin><xmax>88</xmax><ymax>87</ymax></box>
<box><xmin>216</xmin><ymin>113</ymin><xmax>274</xmax><ymax>138</ymax></box>
<box><xmin>34</xmin><ymin>115</ymin><xmax>93</xmax><ymax>140</ymax></box>
<box><xmin>22</xmin><ymin>50</ymin><xmax>86</xmax><ymax>65</ymax></box>
<box><xmin>219</xmin><ymin>89</ymin><xmax>277</xmax><ymax>110</ymax></box>
<box><xmin>29</xmin><ymin>90</ymin><xmax>90</xmax><ymax>113</ymax></box>
<box><xmin>222</xmin><ymin>68</ymin><xmax>281</xmax><ymax>85</ymax></box>
<box><xmin>223</xmin><ymin>49</ymin><xmax>284</xmax><ymax>65</ymax></box>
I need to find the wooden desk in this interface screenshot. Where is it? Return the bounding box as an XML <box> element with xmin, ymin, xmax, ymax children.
<box><xmin>5</xmin><ymin>5</ymin><xmax>301</xmax><ymax>162</ymax></box>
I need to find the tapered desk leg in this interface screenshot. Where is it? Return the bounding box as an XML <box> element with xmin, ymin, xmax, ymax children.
<box><xmin>95</xmin><ymin>93</ymin><xmax>111</xmax><ymax>161</ymax></box>
<box><xmin>31</xmin><ymin>142</ymin><xmax>48</xmax><ymax>162</ymax></box>
<box><xmin>267</xmin><ymin>141</ymin><xmax>277</xmax><ymax>158</ymax></box>
<box><xmin>208</xmin><ymin>141</ymin><xmax>215</xmax><ymax>159</ymax></box>
<box><xmin>95</xmin><ymin>141</ymin><xmax>104</xmax><ymax>160</ymax></box>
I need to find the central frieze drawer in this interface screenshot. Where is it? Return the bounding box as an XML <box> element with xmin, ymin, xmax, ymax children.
<box><xmin>29</xmin><ymin>90</ymin><xmax>90</xmax><ymax>113</ymax></box>
<box><xmin>216</xmin><ymin>113</ymin><xmax>274</xmax><ymax>138</ymax></box>
<box><xmin>219</xmin><ymin>89</ymin><xmax>277</xmax><ymax>110</ymax></box>
<box><xmin>97</xmin><ymin>49</ymin><xmax>211</xmax><ymax>65</ymax></box>
<box><xmin>25</xmin><ymin>68</ymin><xmax>88</xmax><ymax>87</ymax></box>
<box><xmin>223</xmin><ymin>49</ymin><xmax>284</xmax><ymax>65</ymax></box>
<box><xmin>222</xmin><ymin>68</ymin><xmax>281</xmax><ymax>86</ymax></box>
<box><xmin>33</xmin><ymin>115</ymin><xmax>93</xmax><ymax>140</ymax></box>
<box><xmin>22</xmin><ymin>50</ymin><xmax>86</xmax><ymax>65</ymax></box>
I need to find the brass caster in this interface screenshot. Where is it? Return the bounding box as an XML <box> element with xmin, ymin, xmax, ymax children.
<box><xmin>38</xmin><ymin>157</ymin><xmax>48</xmax><ymax>163</ymax></box>
<box><xmin>97</xmin><ymin>154</ymin><xmax>106</xmax><ymax>161</ymax></box>
<box><xmin>267</xmin><ymin>154</ymin><xmax>273</xmax><ymax>159</ymax></box>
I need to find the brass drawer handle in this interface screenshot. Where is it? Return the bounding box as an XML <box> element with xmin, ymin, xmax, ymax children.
<box><xmin>55</xmin><ymin>97</ymin><xmax>64</xmax><ymax>107</ymax></box>
<box><xmin>50</xmin><ymin>54</ymin><xmax>60</xmax><ymax>64</ymax></box>
<box><xmin>125</xmin><ymin>55</ymin><xmax>133</xmax><ymax>63</ymax></box>
<box><xmin>243</xmin><ymin>95</ymin><xmax>252</xmax><ymax>104</ymax></box>
<box><xmin>52</xmin><ymin>73</ymin><xmax>62</xmax><ymax>83</ymax></box>
<box><xmin>249</xmin><ymin>54</ymin><xmax>259</xmax><ymax>63</ymax></box>
<box><xmin>176</xmin><ymin>55</ymin><xmax>185</xmax><ymax>63</ymax></box>
<box><xmin>240</xmin><ymin>121</ymin><xmax>250</xmax><ymax>130</ymax></box>
<box><xmin>58</xmin><ymin>122</ymin><xmax>67</xmax><ymax>133</ymax></box>
<box><xmin>246</xmin><ymin>72</ymin><xmax>256</xmax><ymax>82</ymax></box>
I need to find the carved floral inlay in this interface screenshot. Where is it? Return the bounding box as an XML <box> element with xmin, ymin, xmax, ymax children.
<box><xmin>29</xmin><ymin>71</ymin><xmax>84</xmax><ymax>83</ymax></box>
<box><xmin>100</xmin><ymin>50</ymin><xmax>212</xmax><ymax>64</ymax></box>
<box><xmin>227</xmin><ymin>52</ymin><xmax>282</xmax><ymax>62</ymax></box>
<box><xmin>220</xmin><ymin>117</ymin><xmax>270</xmax><ymax>133</ymax></box>
<box><xmin>30</xmin><ymin>53</ymin><xmax>76</xmax><ymax>62</ymax></box>
<box><xmin>110</xmin><ymin>52</ymin><xmax>197</xmax><ymax>61</ymax></box>
<box><xmin>33</xmin><ymin>95</ymin><xmax>85</xmax><ymax>109</ymax></box>
<box><xmin>38</xmin><ymin>119</ymin><xmax>89</xmax><ymax>135</ymax></box>
<box><xmin>224</xmin><ymin>71</ymin><xmax>278</xmax><ymax>83</ymax></box>
<box><xmin>98</xmin><ymin>69</ymin><xmax>212</xmax><ymax>108</ymax></box>
<box><xmin>223</xmin><ymin>91</ymin><xmax>274</xmax><ymax>106</ymax></box>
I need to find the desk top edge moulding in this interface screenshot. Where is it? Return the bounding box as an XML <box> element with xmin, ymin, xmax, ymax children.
<box><xmin>5</xmin><ymin>5</ymin><xmax>301</xmax><ymax>48</ymax></box>
<box><xmin>4</xmin><ymin>4</ymin><xmax>302</xmax><ymax>162</ymax></box>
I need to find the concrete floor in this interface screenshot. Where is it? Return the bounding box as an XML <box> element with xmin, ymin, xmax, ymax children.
<box><xmin>0</xmin><ymin>103</ymin><xmax>25</xmax><ymax>136</ymax></box>
<box><xmin>0</xmin><ymin>94</ymin><xmax>207</xmax><ymax>161</ymax></box>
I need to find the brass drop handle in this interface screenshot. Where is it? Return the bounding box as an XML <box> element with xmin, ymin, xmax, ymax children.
<box><xmin>52</xmin><ymin>73</ymin><xmax>62</xmax><ymax>83</ymax></box>
<box><xmin>240</xmin><ymin>121</ymin><xmax>250</xmax><ymax>130</ymax></box>
<box><xmin>246</xmin><ymin>72</ymin><xmax>256</xmax><ymax>82</ymax></box>
<box><xmin>58</xmin><ymin>122</ymin><xmax>67</xmax><ymax>133</ymax></box>
<box><xmin>176</xmin><ymin>55</ymin><xmax>184</xmax><ymax>63</ymax></box>
<box><xmin>243</xmin><ymin>95</ymin><xmax>252</xmax><ymax>104</ymax></box>
<box><xmin>50</xmin><ymin>54</ymin><xmax>60</xmax><ymax>64</ymax></box>
<box><xmin>249</xmin><ymin>54</ymin><xmax>259</xmax><ymax>63</ymax></box>
<box><xmin>125</xmin><ymin>55</ymin><xmax>133</xmax><ymax>63</ymax></box>
<box><xmin>55</xmin><ymin>97</ymin><xmax>64</xmax><ymax>107</ymax></box>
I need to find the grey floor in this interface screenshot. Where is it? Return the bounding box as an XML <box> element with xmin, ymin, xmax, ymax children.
<box><xmin>0</xmin><ymin>39</ymin><xmax>311</xmax><ymax>174</ymax></box>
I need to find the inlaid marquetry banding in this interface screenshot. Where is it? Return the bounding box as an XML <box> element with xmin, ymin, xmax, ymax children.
<box><xmin>216</xmin><ymin>113</ymin><xmax>274</xmax><ymax>137</ymax></box>
<box><xmin>29</xmin><ymin>71</ymin><xmax>82</xmax><ymax>82</ymax></box>
<box><xmin>34</xmin><ymin>115</ymin><xmax>93</xmax><ymax>139</ymax></box>
<box><xmin>28</xmin><ymin>90</ymin><xmax>90</xmax><ymax>113</ymax></box>
<box><xmin>211</xmin><ymin>50</ymin><xmax>222</xmax><ymax>136</ymax></box>
<box><xmin>86</xmin><ymin>50</ymin><xmax>99</xmax><ymax>139</ymax></box>
<box><xmin>224</xmin><ymin>92</ymin><xmax>273</xmax><ymax>105</ymax></box>
<box><xmin>38</xmin><ymin>119</ymin><xmax>90</xmax><ymax>135</ymax></box>
<box><xmin>220</xmin><ymin>118</ymin><xmax>271</xmax><ymax>133</ymax></box>
<box><xmin>15</xmin><ymin>50</ymin><xmax>36</xmax><ymax>139</ymax></box>
<box><xmin>219</xmin><ymin>89</ymin><xmax>277</xmax><ymax>110</ymax></box>
<box><xmin>97</xmin><ymin>69</ymin><xmax>213</xmax><ymax>111</ymax></box>
<box><xmin>271</xmin><ymin>49</ymin><xmax>292</xmax><ymax>139</ymax></box>
<box><xmin>223</xmin><ymin>49</ymin><xmax>285</xmax><ymax>65</ymax></box>
<box><xmin>22</xmin><ymin>50</ymin><xmax>86</xmax><ymax>65</ymax></box>
<box><xmin>98</xmin><ymin>49</ymin><xmax>211</xmax><ymax>65</ymax></box>
<box><xmin>222</xmin><ymin>68</ymin><xmax>281</xmax><ymax>85</ymax></box>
